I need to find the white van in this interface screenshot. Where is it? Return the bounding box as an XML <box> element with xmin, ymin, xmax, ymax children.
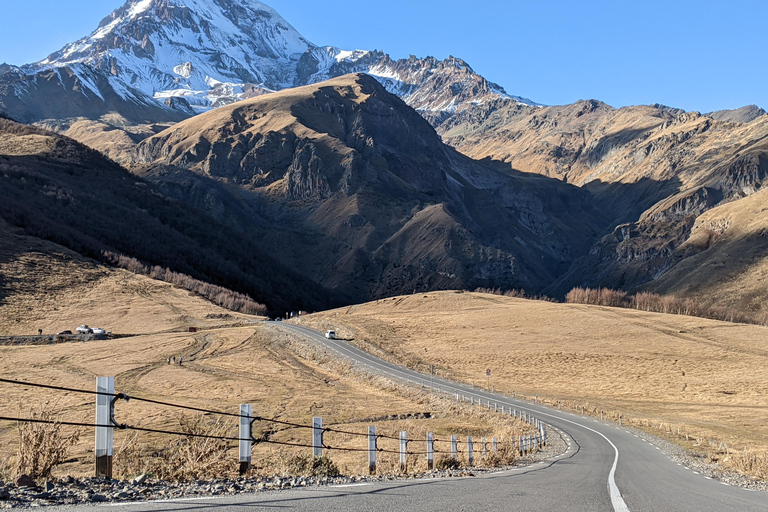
<box><xmin>325</xmin><ymin>330</ymin><xmax>336</xmax><ymax>340</ymax></box>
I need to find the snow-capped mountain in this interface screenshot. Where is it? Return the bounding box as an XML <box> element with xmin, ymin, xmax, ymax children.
<box><xmin>298</xmin><ymin>50</ymin><xmax>538</xmax><ymax>126</ymax></box>
<box><xmin>6</xmin><ymin>0</ymin><xmax>537</xmax><ymax>123</ymax></box>
<box><xmin>27</xmin><ymin>0</ymin><xmax>315</xmax><ymax>109</ymax></box>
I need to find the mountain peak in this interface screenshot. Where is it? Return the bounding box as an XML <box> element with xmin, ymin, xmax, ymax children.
<box><xmin>31</xmin><ymin>0</ymin><xmax>312</xmax><ymax>99</ymax></box>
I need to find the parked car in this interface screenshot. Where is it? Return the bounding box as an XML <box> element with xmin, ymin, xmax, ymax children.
<box><xmin>76</xmin><ymin>325</ymin><xmax>93</xmax><ymax>334</ymax></box>
<box><xmin>57</xmin><ymin>330</ymin><xmax>72</xmax><ymax>335</ymax></box>
<box><xmin>325</xmin><ymin>330</ymin><xmax>336</xmax><ymax>340</ymax></box>
<box><xmin>92</xmin><ymin>328</ymin><xmax>106</xmax><ymax>335</ymax></box>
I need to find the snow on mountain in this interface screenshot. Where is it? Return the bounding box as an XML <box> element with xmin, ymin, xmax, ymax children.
<box><xmin>28</xmin><ymin>0</ymin><xmax>313</xmax><ymax>110</ymax></box>
<box><xmin>12</xmin><ymin>0</ymin><xmax>538</xmax><ymax>122</ymax></box>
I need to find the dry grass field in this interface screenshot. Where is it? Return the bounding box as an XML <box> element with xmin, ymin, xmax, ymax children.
<box><xmin>0</xmin><ymin>224</ymin><xmax>530</xmax><ymax>480</ymax></box>
<box><xmin>298</xmin><ymin>291</ymin><xmax>768</xmax><ymax>476</ymax></box>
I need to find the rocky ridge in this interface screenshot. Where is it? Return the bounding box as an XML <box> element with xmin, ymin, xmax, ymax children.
<box><xmin>2</xmin><ymin>0</ymin><xmax>534</xmax><ymax>133</ymax></box>
<box><xmin>132</xmin><ymin>73</ymin><xmax>605</xmax><ymax>302</ymax></box>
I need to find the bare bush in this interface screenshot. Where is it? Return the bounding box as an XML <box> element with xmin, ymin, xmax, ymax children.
<box><xmin>435</xmin><ymin>454</ymin><xmax>460</xmax><ymax>470</ymax></box>
<box><xmin>15</xmin><ymin>403</ymin><xmax>82</xmax><ymax>481</ymax></box>
<box><xmin>566</xmin><ymin>287</ymin><xmax>768</xmax><ymax>327</ymax></box>
<box><xmin>730</xmin><ymin>450</ymin><xmax>768</xmax><ymax>481</ymax></box>
<box><xmin>115</xmin><ymin>415</ymin><xmax>236</xmax><ymax>482</ymax></box>
<box><xmin>103</xmin><ymin>251</ymin><xmax>268</xmax><ymax>316</ymax></box>
<box><xmin>284</xmin><ymin>454</ymin><xmax>340</xmax><ymax>477</ymax></box>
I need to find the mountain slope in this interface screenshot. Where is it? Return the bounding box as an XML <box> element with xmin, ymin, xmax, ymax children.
<box><xmin>4</xmin><ymin>0</ymin><xmax>534</xmax><ymax>139</ymax></box>
<box><xmin>0</xmin><ymin>64</ymin><xmax>188</xmax><ymax>125</ymax></box>
<box><xmin>132</xmin><ymin>73</ymin><xmax>605</xmax><ymax>301</ymax></box>
<box><xmin>0</xmin><ymin>115</ymin><xmax>340</xmax><ymax>313</ymax></box>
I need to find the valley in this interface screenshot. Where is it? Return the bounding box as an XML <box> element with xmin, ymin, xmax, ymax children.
<box><xmin>1</xmin><ymin>0</ymin><xmax>768</xmax><ymax>504</ymax></box>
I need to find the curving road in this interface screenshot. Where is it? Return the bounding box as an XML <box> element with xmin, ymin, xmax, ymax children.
<box><xmin>50</xmin><ymin>322</ymin><xmax>766</xmax><ymax>512</ymax></box>
<box><xmin>275</xmin><ymin>323</ymin><xmax>766</xmax><ymax>512</ymax></box>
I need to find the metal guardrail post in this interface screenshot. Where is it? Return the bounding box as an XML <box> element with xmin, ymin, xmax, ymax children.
<box><xmin>95</xmin><ymin>377</ymin><xmax>114</xmax><ymax>479</ymax></box>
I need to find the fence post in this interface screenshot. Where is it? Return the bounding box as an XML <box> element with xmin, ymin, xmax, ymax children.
<box><xmin>400</xmin><ymin>431</ymin><xmax>407</xmax><ymax>471</ymax></box>
<box><xmin>468</xmin><ymin>436</ymin><xmax>474</xmax><ymax>466</ymax></box>
<box><xmin>493</xmin><ymin>438</ymin><xmax>498</xmax><ymax>453</ymax></box>
<box><xmin>239</xmin><ymin>404</ymin><xmax>252</xmax><ymax>475</ymax></box>
<box><xmin>519</xmin><ymin>436</ymin><xmax>523</xmax><ymax>456</ymax></box>
<box><xmin>368</xmin><ymin>426</ymin><xmax>377</xmax><ymax>475</ymax></box>
<box><xmin>481</xmin><ymin>437</ymin><xmax>486</xmax><ymax>459</ymax></box>
<box><xmin>313</xmin><ymin>417</ymin><xmax>323</xmax><ymax>457</ymax></box>
<box><xmin>451</xmin><ymin>435</ymin><xmax>458</xmax><ymax>460</ymax></box>
<box><xmin>427</xmin><ymin>433</ymin><xmax>434</xmax><ymax>470</ymax></box>
<box><xmin>95</xmin><ymin>377</ymin><xmax>114</xmax><ymax>479</ymax></box>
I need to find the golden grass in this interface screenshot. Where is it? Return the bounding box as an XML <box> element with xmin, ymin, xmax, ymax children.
<box><xmin>0</xmin><ymin>229</ymin><xmax>531</xmax><ymax>479</ymax></box>
<box><xmin>298</xmin><ymin>291</ymin><xmax>768</xmax><ymax>476</ymax></box>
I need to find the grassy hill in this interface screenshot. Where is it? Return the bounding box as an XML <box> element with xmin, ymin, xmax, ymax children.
<box><xmin>0</xmin><ymin>246</ymin><xmax>528</xmax><ymax>479</ymax></box>
<box><xmin>298</xmin><ymin>291</ymin><xmax>768</xmax><ymax>475</ymax></box>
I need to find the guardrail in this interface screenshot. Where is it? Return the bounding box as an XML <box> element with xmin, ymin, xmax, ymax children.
<box><xmin>0</xmin><ymin>377</ymin><xmax>547</xmax><ymax>478</ymax></box>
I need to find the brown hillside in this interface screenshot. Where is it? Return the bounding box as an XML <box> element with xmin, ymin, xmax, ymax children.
<box><xmin>0</xmin><ymin>251</ymin><xmax>527</xmax><ymax>477</ymax></box>
<box><xmin>299</xmin><ymin>291</ymin><xmax>768</xmax><ymax>469</ymax></box>
<box><xmin>0</xmin><ymin>217</ymin><xmax>258</xmax><ymax>335</ymax></box>
<box><xmin>0</xmin><ymin>115</ymin><xmax>338</xmax><ymax>314</ymax></box>
<box><xmin>132</xmin><ymin>73</ymin><xmax>607</xmax><ymax>302</ymax></box>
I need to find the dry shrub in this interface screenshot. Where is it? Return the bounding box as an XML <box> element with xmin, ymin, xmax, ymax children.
<box><xmin>435</xmin><ymin>454</ymin><xmax>459</xmax><ymax>470</ymax></box>
<box><xmin>102</xmin><ymin>251</ymin><xmax>268</xmax><ymax>316</ymax></box>
<box><xmin>729</xmin><ymin>450</ymin><xmax>768</xmax><ymax>481</ymax></box>
<box><xmin>284</xmin><ymin>454</ymin><xmax>340</xmax><ymax>478</ymax></box>
<box><xmin>15</xmin><ymin>403</ymin><xmax>82</xmax><ymax>480</ymax></box>
<box><xmin>115</xmin><ymin>414</ymin><xmax>236</xmax><ymax>482</ymax></box>
<box><xmin>566</xmin><ymin>287</ymin><xmax>767</xmax><ymax>326</ymax></box>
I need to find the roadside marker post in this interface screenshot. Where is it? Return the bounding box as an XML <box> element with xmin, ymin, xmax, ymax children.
<box><xmin>451</xmin><ymin>435</ymin><xmax>458</xmax><ymax>460</ymax></box>
<box><xmin>427</xmin><ymin>433</ymin><xmax>434</xmax><ymax>470</ymax></box>
<box><xmin>368</xmin><ymin>426</ymin><xmax>377</xmax><ymax>474</ymax></box>
<box><xmin>467</xmin><ymin>436</ymin><xmax>474</xmax><ymax>466</ymax></box>
<box><xmin>481</xmin><ymin>437</ymin><xmax>486</xmax><ymax>459</ymax></box>
<box><xmin>400</xmin><ymin>431</ymin><xmax>408</xmax><ymax>471</ymax></box>
<box><xmin>239</xmin><ymin>404</ymin><xmax>252</xmax><ymax>475</ymax></box>
<box><xmin>492</xmin><ymin>438</ymin><xmax>498</xmax><ymax>453</ymax></box>
<box><xmin>95</xmin><ymin>377</ymin><xmax>114</xmax><ymax>479</ymax></box>
<box><xmin>313</xmin><ymin>417</ymin><xmax>323</xmax><ymax>457</ymax></box>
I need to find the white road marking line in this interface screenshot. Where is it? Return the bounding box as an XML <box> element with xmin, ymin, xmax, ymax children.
<box><xmin>287</xmin><ymin>324</ymin><xmax>631</xmax><ymax>512</ymax></box>
<box><xmin>332</xmin><ymin>483</ymin><xmax>372</xmax><ymax>488</ymax></box>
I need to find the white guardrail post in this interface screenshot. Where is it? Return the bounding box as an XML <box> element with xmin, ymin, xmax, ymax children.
<box><xmin>400</xmin><ymin>431</ymin><xmax>408</xmax><ymax>471</ymax></box>
<box><xmin>95</xmin><ymin>377</ymin><xmax>114</xmax><ymax>479</ymax></box>
<box><xmin>313</xmin><ymin>417</ymin><xmax>323</xmax><ymax>457</ymax></box>
<box><xmin>368</xmin><ymin>426</ymin><xmax>377</xmax><ymax>474</ymax></box>
<box><xmin>427</xmin><ymin>433</ymin><xmax>434</xmax><ymax>470</ymax></box>
<box><xmin>239</xmin><ymin>404</ymin><xmax>252</xmax><ymax>475</ymax></box>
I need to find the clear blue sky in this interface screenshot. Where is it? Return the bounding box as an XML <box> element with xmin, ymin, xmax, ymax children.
<box><xmin>1</xmin><ymin>0</ymin><xmax>765</xmax><ymax>112</ymax></box>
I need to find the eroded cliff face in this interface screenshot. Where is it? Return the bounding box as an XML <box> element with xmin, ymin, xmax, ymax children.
<box><xmin>549</xmin><ymin>147</ymin><xmax>768</xmax><ymax>296</ymax></box>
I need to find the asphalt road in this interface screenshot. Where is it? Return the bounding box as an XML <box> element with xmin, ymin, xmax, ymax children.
<box><xmin>50</xmin><ymin>322</ymin><xmax>766</xmax><ymax>512</ymax></box>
